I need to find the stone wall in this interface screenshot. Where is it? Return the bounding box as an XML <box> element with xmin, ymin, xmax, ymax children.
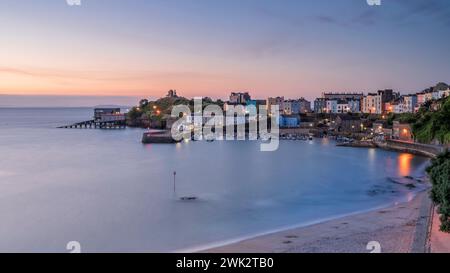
<box><xmin>378</xmin><ymin>140</ymin><xmax>445</xmax><ymax>158</ymax></box>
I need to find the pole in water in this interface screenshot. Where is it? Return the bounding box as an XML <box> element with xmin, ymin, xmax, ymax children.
<box><xmin>173</xmin><ymin>171</ymin><xmax>176</xmax><ymax>195</ymax></box>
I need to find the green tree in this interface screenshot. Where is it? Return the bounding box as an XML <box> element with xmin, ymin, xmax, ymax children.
<box><xmin>139</xmin><ymin>99</ymin><xmax>149</xmax><ymax>108</ymax></box>
<box><xmin>413</xmin><ymin>96</ymin><xmax>450</xmax><ymax>144</ymax></box>
<box><xmin>427</xmin><ymin>150</ymin><xmax>450</xmax><ymax>232</ymax></box>
<box><xmin>128</xmin><ymin>106</ymin><xmax>142</xmax><ymax>120</ymax></box>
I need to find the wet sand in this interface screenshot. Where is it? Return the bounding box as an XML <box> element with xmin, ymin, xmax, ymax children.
<box><xmin>206</xmin><ymin>191</ymin><xmax>432</xmax><ymax>253</ymax></box>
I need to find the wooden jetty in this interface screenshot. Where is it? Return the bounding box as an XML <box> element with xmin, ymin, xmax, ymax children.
<box><xmin>58</xmin><ymin>119</ymin><xmax>126</xmax><ymax>129</ymax></box>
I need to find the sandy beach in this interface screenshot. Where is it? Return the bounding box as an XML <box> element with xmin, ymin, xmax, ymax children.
<box><xmin>206</xmin><ymin>191</ymin><xmax>433</xmax><ymax>253</ymax></box>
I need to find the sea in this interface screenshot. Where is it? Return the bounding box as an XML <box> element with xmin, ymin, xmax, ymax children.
<box><xmin>0</xmin><ymin>107</ymin><xmax>429</xmax><ymax>252</ymax></box>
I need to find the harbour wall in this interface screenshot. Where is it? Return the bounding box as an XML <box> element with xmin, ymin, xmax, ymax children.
<box><xmin>378</xmin><ymin>140</ymin><xmax>445</xmax><ymax>158</ymax></box>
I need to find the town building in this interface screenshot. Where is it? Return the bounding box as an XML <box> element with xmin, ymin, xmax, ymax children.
<box><xmin>246</xmin><ymin>99</ymin><xmax>267</xmax><ymax>112</ymax></box>
<box><xmin>417</xmin><ymin>92</ymin><xmax>427</xmax><ymax>106</ymax></box>
<box><xmin>229</xmin><ymin>92</ymin><xmax>251</xmax><ymax>104</ymax></box>
<box><xmin>267</xmin><ymin>97</ymin><xmax>285</xmax><ymax>114</ymax></box>
<box><xmin>298</xmin><ymin>115</ymin><xmax>316</xmax><ymax>128</ymax></box>
<box><xmin>378</xmin><ymin>89</ymin><xmax>396</xmax><ymax>105</ymax></box>
<box><xmin>373</xmin><ymin>120</ymin><xmax>392</xmax><ymax>139</ymax></box>
<box><xmin>292</xmin><ymin>98</ymin><xmax>311</xmax><ymax>114</ymax></box>
<box><xmin>313</xmin><ymin>98</ymin><xmax>327</xmax><ymax>113</ymax></box>
<box><xmin>392</xmin><ymin>101</ymin><xmax>403</xmax><ymax>114</ymax></box>
<box><xmin>326</xmin><ymin>100</ymin><xmax>338</xmax><ymax>113</ymax></box>
<box><xmin>392</xmin><ymin>121</ymin><xmax>414</xmax><ymax>142</ymax></box>
<box><xmin>279</xmin><ymin>115</ymin><xmax>300</xmax><ymax>128</ymax></box>
<box><xmin>333</xmin><ymin>115</ymin><xmax>364</xmax><ymax>133</ymax></box>
<box><xmin>438</xmin><ymin>88</ymin><xmax>450</xmax><ymax>99</ymax></box>
<box><xmin>362</xmin><ymin>93</ymin><xmax>382</xmax><ymax>114</ymax></box>
<box><xmin>166</xmin><ymin>89</ymin><xmax>178</xmax><ymax>98</ymax></box>
<box><xmin>283</xmin><ymin>100</ymin><xmax>293</xmax><ymax>115</ymax></box>
<box><xmin>94</xmin><ymin>108</ymin><xmax>125</xmax><ymax>122</ymax></box>
<box><xmin>424</xmin><ymin>92</ymin><xmax>433</xmax><ymax>102</ymax></box>
<box><xmin>282</xmin><ymin>98</ymin><xmax>311</xmax><ymax>114</ymax></box>
<box><xmin>402</xmin><ymin>95</ymin><xmax>417</xmax><ymax>113</ymax></box>
<box><xmin>415</xmin><ymin>84</ymin><xmax>449</xmax><ymax>111</ymax></box>
<box><xmin>347</xmin><ymin>100</ymin><xmax>361</xmax><ymax>113</ymax></box>
<box><xmin>298</xmin><ymin>98</ymin><xmax>312</xmax><ymax>113</ymax></box>
<box><xmin>336</xmin><ymin>100</ymin><xmax>349</xmax><ymax>113</ymax></box>
<box><xmin>432</xmin><ymin>91</ymin><xmax>441</xmax><ymax>100</ymax></box>
<box><xmin>362</xmin><ymin>89</ymin><xmax>396</xmax><ymax>114</ymax></box>
<box><xmin>322</xmin><ymin>92</ymin><xmax>364</xmax><ymax>101</ymax></box>
<box><xmin>362</xmin><ymin>89</ymin><xmax>398</xmax><ymax>114</ymax></box>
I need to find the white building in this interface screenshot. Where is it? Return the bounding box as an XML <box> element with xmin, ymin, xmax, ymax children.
<box><xmin>283</xmin><ymin>100</ymin><xmax>292</xmax><ymax>115</ymax></box>
<box><xmin>432</xmin><ymin>91</ymin><xmax>441</xmax><ymax>100</ymax></box>
<box><xmin>324</xmin><ymin>99</ymin><xmax>359</xmax><ymax>114</ymax></box>
<box><xmin>402</xmin><ymin>95</ymin><xmax>417</xmax><ymax>113</ymax></box>
<box><xmin>362</xmin><ymin>93</ymin><xmax>382</xmax><ymax>114</ymax></box>
<box><xmin>393</xmin><ymin>102</ymin><xmax>403</xmax><ymax>114</ymax></box>
<box><xmin>336</xmin><ymin>101</ymin><xmax>349</xmax><ymax>113</ymax></box>
<box><xmin>438</xmin><ymin>88</ymin><xmax>450</xmax><ymax>99</ymax></box>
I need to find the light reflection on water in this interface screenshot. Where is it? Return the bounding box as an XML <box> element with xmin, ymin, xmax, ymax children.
<box><xmin>398</xmin><ymin>153</ymin><xmax>413</xmax><ymax>177</ymax></box>
<box><xmin>0</xmin><ymin>108</ymin><xmax>430</xmax><ymax>252</ymax></box>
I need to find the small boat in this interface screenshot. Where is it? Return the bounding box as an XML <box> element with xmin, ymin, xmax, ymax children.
<box><xmin>180</xmin><ymin>196</ymin><xmax>198</xmax><ymax>201</ymax></box>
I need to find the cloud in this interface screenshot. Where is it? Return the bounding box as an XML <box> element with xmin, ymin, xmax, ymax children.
<box><xmin>392</xmin><ymin>0</ymin><xmax>450</xmax><ymax>26</ymax></box>
<box><xmin>254</xmin><ymin>6</ymin><xmax>304</xmax><ymax>28</ymax></box>
<box><xmin>351</xmin><ymin>9</ymin><xmax>379</xmax><ymax>26</ymax></box>
<box><xmin>0</xmin><ymin>66</ymin><xmax>224</xmax><ymax>82</ymax></box>
<box><xmin>316</xmin><ymin>15</ymin><xmax>341</xmax><ymax>25</ymax></box>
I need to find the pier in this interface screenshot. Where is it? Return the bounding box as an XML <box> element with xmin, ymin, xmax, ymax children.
<box><xmin>58</xmin><ymin>119</ymin><xmax>126</xmax><ymax>129</ymax></box>
<box><xmin>58</xmin><ymin>108</ymin><xmax>127</xmax><ymax>129</ymax></box>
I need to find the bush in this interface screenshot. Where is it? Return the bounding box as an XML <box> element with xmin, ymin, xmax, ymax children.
<box><xmin>413</xmin><ymin>96</ymin><xmax>450</xmax><ymax>144</ymax></box>
<box><xmin>427</xmin><ymin>150</ymin><xmax>450</xmax><ymax>232</ymax></box>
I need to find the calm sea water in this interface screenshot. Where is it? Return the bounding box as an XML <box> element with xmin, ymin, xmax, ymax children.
<box><xmin>0</xmin><ymin>108</ymin><xmax>429</xmax><ymax>252</ymax></box>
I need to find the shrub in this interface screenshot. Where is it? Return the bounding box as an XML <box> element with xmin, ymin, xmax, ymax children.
<box><xmin>427</xmin><ymin>150</ymin><xmax>450</xmax><ymax>232</ymax></box>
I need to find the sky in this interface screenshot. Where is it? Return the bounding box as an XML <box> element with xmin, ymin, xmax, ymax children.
<box><xmin>0</xmin><ymin>0</ymin><xmax>450</xmax><ymax>106</ymax></box>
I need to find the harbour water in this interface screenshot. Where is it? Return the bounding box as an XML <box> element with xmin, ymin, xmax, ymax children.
<box><xmin>0</xmin><ymin>108</ymin><xmax>429</xmax><ymax>252</ymax></box>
